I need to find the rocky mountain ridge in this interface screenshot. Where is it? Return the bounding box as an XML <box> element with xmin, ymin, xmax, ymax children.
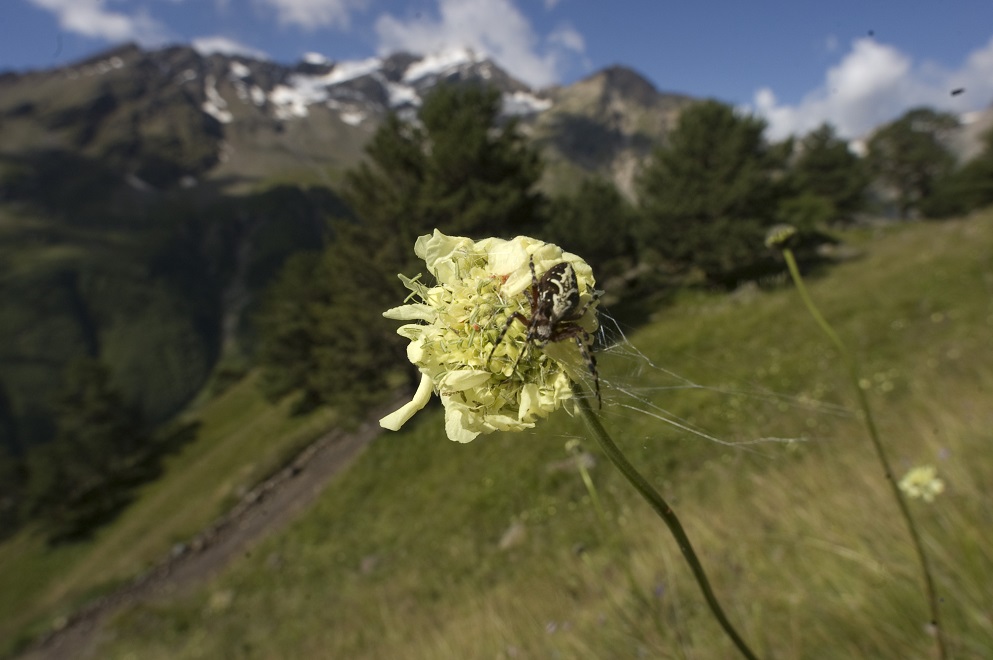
<box><xmin>0</xmin><ymin>43</ymin><xmax>695</xmax><ymax>451</ymax></box>
<box><xmin>0</xmin><ymin>43</ymin><xmax>693</xmax><ymax>194</ymax></box>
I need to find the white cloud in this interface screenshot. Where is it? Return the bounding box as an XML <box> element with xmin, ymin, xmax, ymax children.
<box><xmin>374</xmin><ymin>0</ymin><xmax>586</xmax><ymax>88</ymax></box>
<box><xmin>257</xmin><ymin>0</ymin><xmax>367</xmax><ymax>29</ymax></box>
<box><xmin>753</xmin><ymin>37</ymin><xmax>993</xmax><ymax>141</ymax></box>
<box><xmin>191</xmin><ymin>36</ymin><xmax>269</xmax><ymax>60</ymax></box>
<box><xmin>548</xmin><ymin>24</ymin><xmax>584</xmax><ymax>54</ymax></box>
<box><xmin>28</xmin><ymin>0</ymin><xmax>168</xmax><ymax>43</ymax></box>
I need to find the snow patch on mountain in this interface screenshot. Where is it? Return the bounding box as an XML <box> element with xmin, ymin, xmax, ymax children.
<box><xmin>176</xmin><ymin>69</ymin><xmax>197</xmax><ymax>84</ymax></box>
<box><xmin>203</xmin><ymin>75</ymin><xmax>233</xmax><ymax>123</ymax></box>
<box><xmin>65</xmin><ymin>56</ymin><xmax>125</xmax><ymax>80</ymax></box>
<box><xmin>190</xmin><ymin>47</ymin><xmax>549</xmax><ymax>125</ymax></box>
<box><xmin>340</xmin><ymin>110</ymin><xmax>367</xmax><ymax>126</ymax></box>
<box><xmin>303</xmin><ymin>52</ymin><xmax>331</xmax><ymax>66</ymax></box>
<box><xmin>269</xmin><ymin>83</ymin><xmax>313</xmax><ymax>119</ymax></box>
<box><xmin>266</xmin><ymin>57</ymin><xmax>390</xmax><ymax>119</ymax></box>
<box><xmin>325</xmin><ymin>57</ymin><xmax>383</xmax><ymax>85</ymax></box>
<box><xmin>249</xmin><ymin>86</ymin><xmax>266</xmax><ymax>107</ymax></box>
<box><xmin>403</xmin><ymin>47</ymin><xmax>479</xmax><ymax>83</ymax></box>
<box><xmin>387</xmin><ymin>81</ymin><xmax>420</xmax><ymax>108</ymax></box>
<box><xmin>229</xmin><ymin>61</ymin><xmax>251</xmax><ymax>79</ymax></box>
<box><xmin>503</xmin><ymin>90</ymin><xmax>552</xmax><ymax>116</ymax></box>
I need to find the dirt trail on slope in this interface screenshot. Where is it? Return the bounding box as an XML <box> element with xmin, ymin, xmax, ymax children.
<box><xmin>20</xmin><ymin>398</ymin><xmax>402</xmax><ymax>660</ymax></box>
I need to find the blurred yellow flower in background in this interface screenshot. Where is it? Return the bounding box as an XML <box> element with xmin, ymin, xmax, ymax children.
<box><xmin>898</xmin><ymin>465</ymin><xmax>946</xmax><ymax>502</ymax></box>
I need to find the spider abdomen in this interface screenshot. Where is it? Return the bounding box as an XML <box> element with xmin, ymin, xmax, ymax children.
<box><xmin>537</xmin><ymin>263</ymin><xmax>580</xmax><ymax>326</ymax></box>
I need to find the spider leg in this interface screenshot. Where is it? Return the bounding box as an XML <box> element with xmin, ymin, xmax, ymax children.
<box><xmin>574</xmin><ymin>334</ymin><xmax>601</xmax><ymax>409</ymax></box>
<box><xmin>549</xmin><ymin>324</ymin><xmax>601</xmax><ymax>409</ymax></box>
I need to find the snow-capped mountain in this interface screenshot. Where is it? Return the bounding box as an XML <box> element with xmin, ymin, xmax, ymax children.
<box><xmin>201</xmin><ymin>44</ymin><xmax>546</xmax><ymax>125</ymax></box>
<box><xmin>0</xmin><ymin>43</ymin><xmax>692</xmax><ymax>193</ymax></box>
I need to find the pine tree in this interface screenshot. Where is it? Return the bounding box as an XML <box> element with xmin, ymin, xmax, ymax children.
<box><xmin>417</xmin><ymin>85</ymin><xmax>545</xmax><ymax>236</ymax></box>
<box><xmin>867</xmin><ymin>107</ymin><xmax>959</xmax><ymax>218</ymax></box>
<box><xmin>0</xmin><ymin>444</ymin><xmax>23</xmax><ymax>540</ymax></box>
<box><xmin>956</xmin><ymin>130</ymin><xmax>993</xmax><ymax>209</ymax></box>
<box><xmin>344</xmin><ymin>84</ymin><xmax>544</xmax><ymax>242</ymax></box>
<box><xmin>785</xmin><ymin>123</ymin><xmax>869</xmax><ymax>225</ymax></box>
<box><xmin>0</xmin><ymin>380</ymin><xmax>24</xmax><ymax>537</ymax></box>
<box><xmin>545</xmin><ymin>177</ymin><xmax>639</xmax><ymax>281</ymax></box>
<box><xmin>636</xmin><ymin>100</ymin><xmax>786</xmax><ymax>284</ymax></box>
<box><xmin>255</xmin><ymin>252</ymin><xmax>327</xmax><ymax>407</ymax></box>
<box><xmin>23</xmin><ymin>358</ymin><xmax>146</xmax><ymax>541</ymax></box>
<box><xmin>922</xmin><ymin>125</ymin><xmax>993</xmax><ymax>218</ymax></box>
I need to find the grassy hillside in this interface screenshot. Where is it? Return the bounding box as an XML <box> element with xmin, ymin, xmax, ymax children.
<box><xmin>5</xmin><ymin>212</ymin><xmax>993</xmax><ymax>658</ymax></box>
<box><xmin>89</xmin><ymin>212</ymin><xmax>993</xmax><ymax>658</ymax></box>
<box><xmin>0</xmin><ymin>164</ymin><xmax>344</xmax><ymax>450</ymax></box>
<box><xmin>0</xmin><ymin>374</ymin><xmax>336</xmax><ymax>655</ymax></box>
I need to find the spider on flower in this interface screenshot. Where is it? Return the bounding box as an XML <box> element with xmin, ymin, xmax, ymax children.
<box><xmin>487</xmin><ymin>256</ymin><xmax>601</xmax><ymax>407</ymax></box>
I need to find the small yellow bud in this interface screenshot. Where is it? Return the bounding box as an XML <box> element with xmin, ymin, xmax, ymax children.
<box><xmin>764</xmin><ymin>224</ymin><xmax>799</xmax><ymax>249</ymax></box>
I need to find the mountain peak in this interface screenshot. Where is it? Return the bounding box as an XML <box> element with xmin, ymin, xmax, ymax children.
<box><xmin>73</xmin><ymin>42</ymin><xmax>145</xmax><ymax>68</ymax></box>
<box><xmin>583</xmin><ymin>65</ymin><xmax>663</xmax><ymax>105</ymax></box>
<box><xmin>1</xmin><ymin>41</ymin><xmax>693</xmax><ymax>198</ymax></box>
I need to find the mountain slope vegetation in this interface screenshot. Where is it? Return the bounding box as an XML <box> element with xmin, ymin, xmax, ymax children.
<box><xmin>116</xmin><ymin>213</ymin><xmax>993</xmax><ymax>658</ymax></box>
<box><xmin>4</xmin><ymin>41</ymin><xmax>993</xmax><ymax>657</ymax></box>
<box><xmin>4</xmin><ymin>211</ymin><xmax>991</xmax><ymax>658</ymax></box>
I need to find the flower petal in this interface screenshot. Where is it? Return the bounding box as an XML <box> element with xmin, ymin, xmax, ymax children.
<box><xmin>445</xmin><ymin>407</ymin><xmax>480</xmax><ymax>443</ymax></box>
<box><xmin>439</xmin><ymin>369</ymin><xmax>492</xmax><ymax>392</ymax></box>
<box><xmin>416</xmin><ymin>230</ymin><xmax>474</xmax><ymax>284</ymax></box>
<box><xmin>485</xmin><ymin>238</ymin><xmax>527</xmax><ymax>278</ymax></box>
<box><xmin>384</xmin><ymin>304</ymin><xmax>435</xmax><ymax>322</ymax></box>
<box><xmin>379</xmin><ymin>374</ymin><xmax>435</xmax><ymax>431</ymax></box>
<box><xmin>518</xmin><ymin>383</ymin><xmax>540</xmax><ymax>421</ymax></box>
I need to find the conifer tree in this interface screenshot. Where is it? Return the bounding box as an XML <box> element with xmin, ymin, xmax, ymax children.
<box><xmin>255</xmin><ymin>252</ymin><xmax>327</xmax><ymax>407</ymax></box>
<box><xmin>786</xmin><ymin>123</ymin><xmax>869</xmax><ymax>224</ymax></box>
<box><xmin>923</xmin><ymin>125</ymin><xmax>993</xmax><ymax>217</ymax></box>
<box><xmin>545</xmin><ymin>177</ymin><xmax>638</xmax><ymax>281</ymax></box>
<box><xmin>867</xmin><ymin>107</ymin><xmax>959</xmax><ymax>218</ymax></box>
<box><xmin>0</xmin><ymin>445</ymin><xmax>22</xmax><ymax>539</ymax></box>
<box><xmin>636</xmin><ymin>100</ymin><xmax>785</xmax><ymax>283</ymax></box>
<box><xmin>23</xmin><ymin>358</ymin><xmax>145</xmax><ymax>541</ymax></box>
<box><xmin>344</xmin><ymin>84</ymin><xmax>543</xmax><ymax>244</ymax></box>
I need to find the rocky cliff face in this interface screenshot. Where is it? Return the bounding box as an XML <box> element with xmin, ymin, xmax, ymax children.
<box><xmin>529</xmin><ymin>65</ymin><xmax>694</xmax><ymax>196</ymax></box>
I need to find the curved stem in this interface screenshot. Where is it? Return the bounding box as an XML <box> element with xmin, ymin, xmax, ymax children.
<box><xmin>782</xmin><ymin>248</ymin><xmax>947</xmax><ymax>660</ymax></box>
<box><xmin>574</xmin><ymin>391</ymin><xmax>760</xmax><ymax>660</ymax></box>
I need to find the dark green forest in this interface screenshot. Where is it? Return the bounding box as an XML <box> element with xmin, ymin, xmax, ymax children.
<box><xmin>3</xmin><ymin>82</ymin><xmax>992</xmax><ymax>542</ymax></box>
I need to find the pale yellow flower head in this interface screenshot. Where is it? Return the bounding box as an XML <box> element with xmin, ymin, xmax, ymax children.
<box><xmin>379</xmin><ymin>230</ymin><xmax>599</xmax><ymax>442</ymax></box>
<box><xmin>898</xmin><ymin>465</ymin><xmax>945</xmax><ymax>502</ymax></box>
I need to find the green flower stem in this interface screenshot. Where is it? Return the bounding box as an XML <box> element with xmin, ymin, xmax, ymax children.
<box><xmin>781</xmin><ymin>248</ymin><xmax>947</xmax><ymax>660</ymax></box>
<box><xmin>574</xmin><ymin>391</ymin><xmax>760</xmax><ymax>660</ymax></box>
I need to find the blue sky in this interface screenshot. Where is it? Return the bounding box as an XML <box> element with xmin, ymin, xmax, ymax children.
<box><xmin>5</xmin><ymin>0</ymin><xmax>993</xmax><ymax>139</ymax></box>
